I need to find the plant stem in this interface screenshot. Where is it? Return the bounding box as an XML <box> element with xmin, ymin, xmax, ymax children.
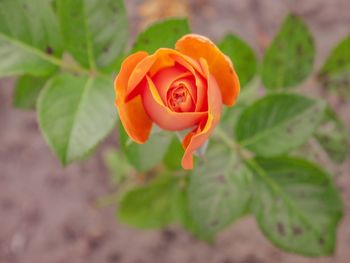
<box><xmin>214</xmin><ymin>126</ymin><xmax>282</xmax><ymax>193</ymax></box>
<box><xmin>214</xmin><ymin>126</ymin><xmax>238</xmax><ymax>149</ymax></box>
<box><xmin>214</xmin><ymin>126</ymin><xmax>251</xmax><ymax>159</ymax></box>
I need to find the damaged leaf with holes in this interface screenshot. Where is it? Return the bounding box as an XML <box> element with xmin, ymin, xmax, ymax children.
<box><xmin>318</xmin><ymin>35</ymin><xmax>350</xmax><ymax>100</ymax></box>
<box><xmin>261</xmin><ymin>14</ymin><xmax>315</xmax><ymax>89</ymax></box>
<box><xmin>188</xmin><ymin>144</ymin><xmax>252</xmax><ymax>239</ymax></box>
<box><xmin>0</xmin><ymin>0</ymin><xmax>62</xmax><ymax>77</ymax></box>
<box><xmin>235</xmin><ymin>93</ymin><xmax>325</xmax><ymax>156</ymax></box>
<box><xmin>250</xmin><ymin>156</ymin><xmax>343</xmax><ymax>256</ymax></box>
<box><xmin>315</xmin><ymin>107</ymin><xmax>349</xmax><ymax>164</ymax></box>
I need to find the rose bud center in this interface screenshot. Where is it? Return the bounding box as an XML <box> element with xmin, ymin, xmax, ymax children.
<box><xmin>167</xmin><ymin>80</ymin><xmax>195</xmax><ymax>112</ymax></box>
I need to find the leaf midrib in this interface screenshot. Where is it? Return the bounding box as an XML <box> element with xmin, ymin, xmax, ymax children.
<box><xmin>64</xmin><ymin>77</ymin><xmax>94</xmax><ymax>163</ymax></box>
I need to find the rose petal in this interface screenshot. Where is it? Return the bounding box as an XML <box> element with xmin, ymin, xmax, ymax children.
<box><xmin>114</xmin><ymin>51</ymin><xmax>153</xmax><ymax>143</ymax></box>
<box><xmin>170</xmin><ymin>54</ymin><xmax>208</xmax><ymax>111</ymax></box>
<box><xmin>152</xmin><ymin>64</ymin><xmax>191</xmax><ymax>103</ymax></box>
<box><xmin>142</xmin><ymin>76</ymin><xmax>208</xmax><ymax>131</ymax></box>
<box><xmin>170</xmin><ymin>77</ymin><xmax>197</xmax><ymax>105</ymax></box>
<box><xmin>181</xmin><ymin>59</ymin><xmax>222</xmax><ymax>169</ymax></box>
<box><xmin>175</xmin><ymin>34</ymin><xmax>240</xmax><ymax>106</ymax></box>
<box><xmin>126</xmin><ymin>48</ymin><xmax>206</xmax><ymax>100</ymax></box>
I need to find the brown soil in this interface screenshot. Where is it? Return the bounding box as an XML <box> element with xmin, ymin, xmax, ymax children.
<box><xmin>0</xmin><ymin>0</ymin><xmax>349</xmax><ymax>262</ymax></box>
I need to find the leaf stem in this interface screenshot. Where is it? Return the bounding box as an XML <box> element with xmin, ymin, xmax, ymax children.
<box><xmin>214</xmin><ymin>126</ymin><xmax>288</xmax><ymax>197</ymax></box>
<box><xmin>214</xmin><ymin>126</ymin><xmax>251</xmax><ymax>159</ymax></box>
<box><xmin>46</xmin><ymin>55</ymin><xmax>92</xmax><ymax>75</ymax></box>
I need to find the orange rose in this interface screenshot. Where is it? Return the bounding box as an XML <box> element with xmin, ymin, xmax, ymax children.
<box><xmin>114</xmin><ymin>34</ymin><xmax>240</xmax><ymax>169</ymax></box>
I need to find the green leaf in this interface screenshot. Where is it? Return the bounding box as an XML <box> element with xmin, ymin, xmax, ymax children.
<box><xmin>37</xmin><ymin>73</ymin><xmax>116</xmax><ymax>165</ymax></box>
<box><xmin>163</xmin><ymin>136</ymin><xmax>184</xmax><ymax>170</ymax></box>
<box><xmin>261</xmin><ymin>14</ymin><xmax>315</xmax><ymax>89</ymax></box>
<box><xmin>13</xmin><ymin>75</ymin><xmax>48</xmax><ymax>109</ymax></box>
<box><xmin>318</xmin><ymin>35</ymin><xmax>350</xmax><ymax>99</ymax></box>
<box><xmin>235</xmin><ymin>93</ymin><xmax>325</xmax><ymax>156</ymax></box>
<box><xmin>218</xmin><ymin>34</ymin><xmax>257</xmax><ymax>87</ymax></box>
<box><xmin>57</xmin><ymin>0</ymin><xmax>128</xmax><ymax>70</ymax></box>
<box><xmin>220</xmin><ymin>78</ymin><xmax>260</xmax><ymax>137</ymax></box>
<box><xmin>0</xmin><ymin>0</ymin><xmax>62</xmax><ymax>77</ymax></box>
<box><xmin>119</xmin><ymin>126</ymin><xmax>173</xmax><ymax>172</ymax></box>
<box><xmin>188</xmin><ymin>144</ymin><xmax>252</xmax><ymax>238</ymax></box>
<box><xmin>132</xmin><ymin>18</ymin><xmax>190</xmax><ymax>53</ymax></box>
<box><xmin>315</xmin><ymin>107</ymin><xmax>349</xmax><ymax>163</ymax></box>
<box><xmin>118</xmin><ymin>175</ymin><xmax>178</xmax><ymax>229</ymax></box>
<box><xmin>250</xmin><ymin>156</ymin><xmax>343</xmax><ymax>256</ymax></box>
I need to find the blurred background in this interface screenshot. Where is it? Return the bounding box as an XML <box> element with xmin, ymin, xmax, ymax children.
<box><xmin>0</xmin><ymin>0</ymin><xmax>349</xmax><ymax>262</ymax></box>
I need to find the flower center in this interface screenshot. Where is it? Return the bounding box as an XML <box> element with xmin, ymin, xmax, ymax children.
<box><xmin>167</xmin><ymin>82</ymin><xmax>195</xmax><ymax>112</ymax></box>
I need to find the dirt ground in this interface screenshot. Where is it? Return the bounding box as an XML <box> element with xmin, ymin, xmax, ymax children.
<box><xmin>0</xmin><ymin>0</ymin><xmax>350</xmax><ymax>262</ymax></box>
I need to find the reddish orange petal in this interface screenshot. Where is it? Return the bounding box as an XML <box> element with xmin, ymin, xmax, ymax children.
<box><xmin>181</xmin><ymin>59</ymin><xmax>222</xmax><ymax>169</ymax></box>
<box><xmin>126</xmin><ymin>48</ymin><xmax>207</xmax><ymax>100</ymax></box>
<box><xmin>142</xmin><ymin>76</ymin><xmax>207</xmax><ymax>131</ymax></box>
<box><xmin>170</xmin><ymin>54</ymin><xmax>208</xmax><ymax>111</ymax></box>
<box><xmin>175</xmin><ymin>34</ymin><xmax>240</xmax><ymax>106</ymax></box>
<box><xmin>152</xmin><ymin>64</ymin><xmax>191</xmax><ymax>103</ymax></box>
<box><xmin>115</xmin><ymin>52</ymin><xmax>153</xmax><ymax>144</ymax></box>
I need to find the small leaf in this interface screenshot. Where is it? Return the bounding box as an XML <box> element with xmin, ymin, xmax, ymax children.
<box><xmin>218</xmin><ymin>34</ymin><xmax>257</xmax><ymax>87</ymax></box>
<box><xmin>119</xmin><ymin>126</ymin><xmax>173</xmax><ymax>172</ymax></box>
<box><xmin>318</xmin><ymin>35</ymin><xmax>350</xmax><ymax>99</ymax></box>
<box><xmin>220</xmin><ymin>78</ymin><xmax>260</xmax><ymax>137</ymax></box>
<box><xmin>0</xmin><ymin>0</ymin><xmax>62</xmax><ymax>77</ymax></box>
<box><xmin>37</xmin><ymin>73</ymin><xmax>116</xmax><ymax>165</ymax></box>
<box><xmin>188</xmin><ymin>144</ymin><xmax>252</xmax><ymax>238</ymax></box>
<box><xmin>118</xmin><ymin>175</ymin><xmax>177</xmax><ymax>229</ymax></box>
<box><xmin>315</xmin><ymin>107</ymin><xmax>349</xmax><ymax>163</ymax></box>
<box><xmin>261</xmin><ymin>14</ymin><xmax>315</xmax><ymax>89</ymax></box>
<box><xmin>13</xmin><ymin>75</ymin><xmax>48</xmax><ymax>109</ymax></box>
<box><xmin>132</xmin><ymin>18</ymin><xmax>190</xmax><ymax>53</ymax></box>
<box><xmin>104</xmin><ymin>149</ymin><xmax>133</xmax><ymax>185</ymax></box>
<box><xmin>250</xmin><ymin>156</ymin><xmax>343</xmax><ymax>256</ymax></box>
<box><xmin>163</xmin><ymin>136</ymin><xmax>184</xmax><ymax>170</ymax></box>
<box><xmin>235</xmin><ymin>93</ymin><xmax>325</xmax><ymax>156</ymax></box>
<box><xmin>57</xmin><ymin>0</ymin><xmax>128</xmax><ymax>70</ymax></box>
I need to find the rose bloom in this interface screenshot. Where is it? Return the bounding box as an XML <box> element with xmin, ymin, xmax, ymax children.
<box><xmin>114</xmin><ymin>34</ymin><xmax>240</xmax><ymax>169</ymax></box>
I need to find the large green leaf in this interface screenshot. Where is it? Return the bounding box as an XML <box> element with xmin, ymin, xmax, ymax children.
<box><xmin>235</xmin><ymin>93</ymin><xmax>325</xmax><ymax>156</ymax></box>
<box><xmin>132</xmin><ymin>18</ymin><xmax>190</xmax><ymax>53</ymax></box>
<box><xmin>188</xmin><ymin>144</ymin><xmax>252</xmax><ymax>238</ymax></box>
<box><xmin>172</xmin><ymin>183</ymin><xmax>211</xmax><ymax>241</ymax></box>
<box><xmin>318</xmin><ymin>35</ymin><xmax>350</xmax><ymax>99</ymax></box>
<box><xmin>37</xmin><ymin>73</ymin><xmax>116</xmax><ymax>165</ymax></box>
<box><xmin>315</xmin><ymin>107</ymin><xmax>349</xmax><ymax>163</ymax></box>
<box><xmin>0</xmin><ymin>0</ymin><xmax>62</xmax><ymax>77</ymax></box>
<box><xmin>57</xmin><ymin>0</ymin><xmax>128</xmax><ymax>70</ymax></box>
<box><xmin>218</xmin><ymin>34</ymin><xmax>257</xmax><ymax>87</ymax></box>
<box><xmin>261</xmin><ymin>14</ymin><xmax>315</xmax><ymax>89</ymax></box>
<box><xmin>119</xmin><ymin>126</ymin><xmax>173</xmax><ymax>172</ymax></box>
<box><xmin>13</xmin><ymin>75</ymin><xmax>48</xmax><ymax>109</ymax></box>
<box><xmin>250</xmin><ymin>156</ymin><xmax>343</xmax><ymax>256</ymax></box>
<box><xmin>118</xmin><ymin>175</ymin><xmax>178</xmax><ymax>229</ymax></box>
